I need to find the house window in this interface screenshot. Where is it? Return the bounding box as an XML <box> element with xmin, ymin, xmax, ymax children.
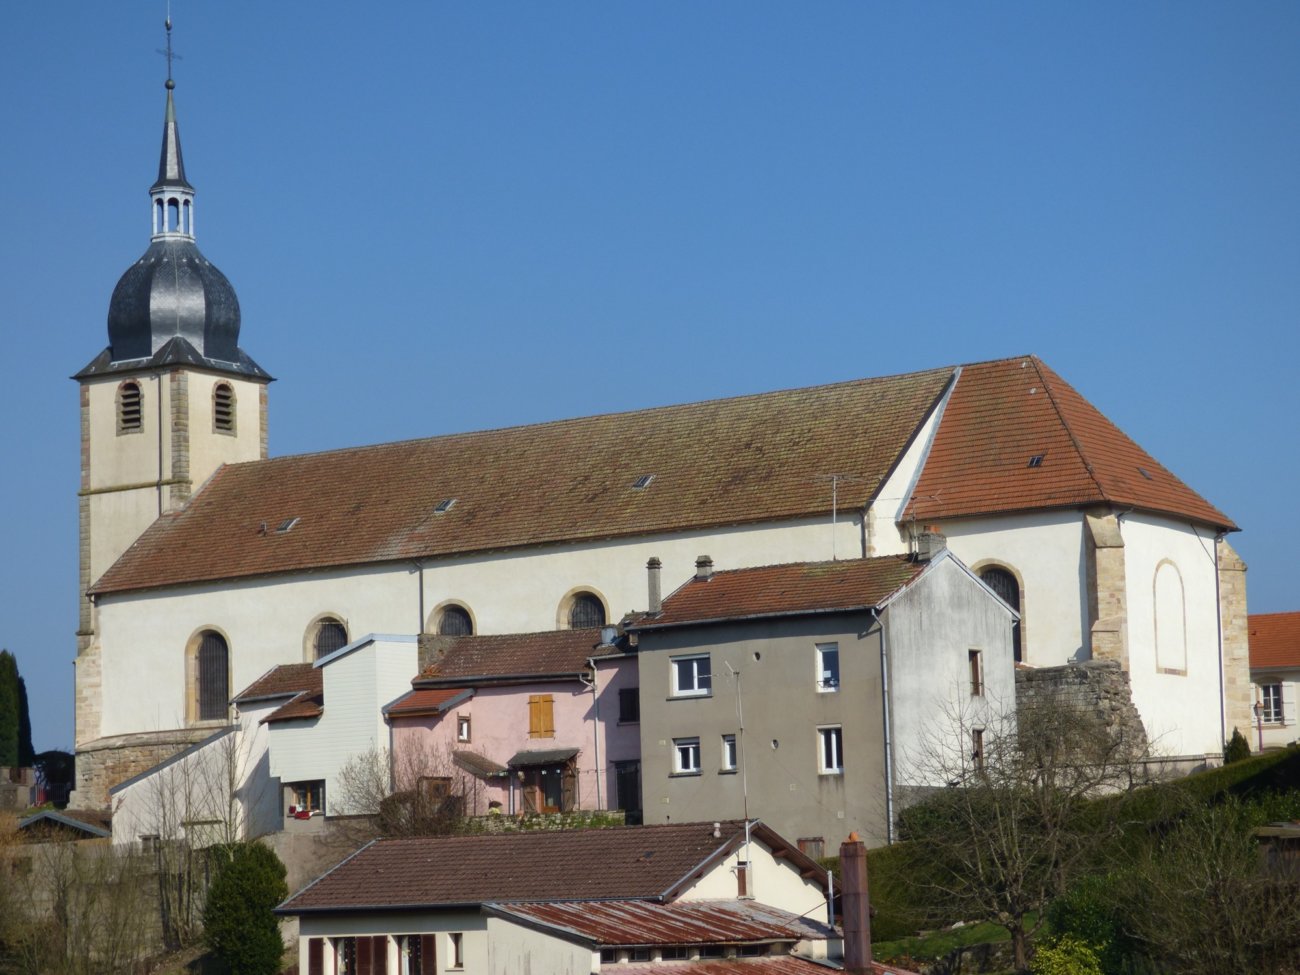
<box><xmin>568</xmin><ymin>592</ymin><xmax>606</xmax><ymax>629</ymax></box>
<box><xmin>195</xmin><ymin>630</ymin><xmax>229</xmax><ymax>721</ymax></box>
<box><xmin>818</xmin><ymin>726</ymin><xmax>843</xmax><ymax>774</ymax></box>
<box><xmin>312</xmin><ymin>618</ymin><xmax>349</xmax><ymax>660</ymax></box>
<box><xmin>528</xmin><ymin>694</ymin><xmax>555</xmax><ymax>738</ymax></box>
<box><xmin>798</xmin><ymin>837</ymin><xmax>825</xmax><ymax>859</ymax></box>
<box><xmin>661</xmin><ymin>947</ymin><xmax>690</xmax><ymax>960</ymax></box>
<box><xmin>438</xmin><ymin>605</ymin><xmax>473</xmax><ymax>636</ymax></box>
<box><xmin>1262</xmin><ymin>684</ymin><xmax>1284</xmax><ymax>724</ymax></box>
<box><xmin>969</xmin><ymin>649</ymin><xmax>984</xmax><ymax>697</ymax></box>
<box><xmin>817</xmin><ymin>643</ymin><xmax>840</xmax><ymax>691</ymax></box>
<box><xmin>448</xmin><ymin>932</ymin><xmax>464</xmax><ymax>970</ymax></box>
<box><xmin>213</xmin><ymin>382</ymin><xmax>236</xmax><ymax>433</ymax></box>
<box><xmin>398</xmin><ymin>934</ymin><xmax>435</xmax><ymax>975</ymax></box>
<box><xmin>972</xmin><ymin>728</ymin><xmax>985</xmax><ymax>770</ymax></box>
<box><xmin>673</xmin><ymin>737</ymin><xmax>701</xmax><ymax>775</ymax></box>
<box><xmin>618</xmin><ymin>687</ymin><xmax>640</xmax><ymax>723</ymax></box>
<box><xmin>457</xmin><ymin>714</ymin><xmax>472</xmax><ymax>742</ymax></box>
<box><xmin>290</xmin><ymin>781</ymin><xmax>324</xmax><ymax>815</ymax></box>
<box><xmin>721</xmin><ymin>734</ymin><xmax>737</xmax><ymax>772</ymax></box>
<box><xmin>671</xmin><ymin>654</ymin><xmax>712</xmax><ymax>697</ymax></box>
<box><xmin>117</xmin><ymin>381</ymin><xmax>143</xmax><ymax>434</ymax></box>
<box><xmin>979</xmin><ymin>566</ymin><xmax>1022</xmax><ymax>663</ymax></box>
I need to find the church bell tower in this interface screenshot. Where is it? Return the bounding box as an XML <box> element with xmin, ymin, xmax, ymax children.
<box><xmin>73</xmin><ymin>18</ymin><xmax>271</xmax><ymax>753</ymax></box>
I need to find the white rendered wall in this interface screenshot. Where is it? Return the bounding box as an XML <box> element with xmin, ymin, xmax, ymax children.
<box><xmin>868</xmin><ymin>378</ymin><xmax>954</xmax><ymax>556</ymax></box>
<box><xmin>297</xmin><ymin>909</ymin><xmax>485</xmax><ymax>975</ymax></box>
<box><xmin>885</xmin><ymin>555</ymin><xmax>1017</xmax><ymax>788</ymax></box>
<box><xmin>268</xmin><ymin>636</ymin><xmax>416</xmax><ymax>814</ymax></box>
<box><xmin>184</xmin><ymin>371</ymin><xmax>265</xmax><ymax>482</ymax></box>
<box><xmin>485</xmin><ymin>916</ymin><xmax>594</xmax><ymax>975</ymax></box>
<box><xmin>1121</xmin><ymin>513</ymin><xmax>1231</xmax><ymax>757</ymax></box>
<box><xmin>936</xmin><ymin>510</ymin><xmax>1089</xmax><ymax>667</ymax></box>
<box><xmin>93</xmin><ymin>516</ymin><xmax>860</xmax><ymax>740</ymax></box>
<box><xmin>678</xmin><ymin>836</ymin><xmax>828</xmax><ymax>920</ymax></box>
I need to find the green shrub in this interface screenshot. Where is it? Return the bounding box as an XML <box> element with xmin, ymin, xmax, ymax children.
<box><xmin>1223</xmin><ymin>728</ymin><xmax>1251</xmax><ymax>764</ymax></box>
<box><xmin>203</xmin><ymin>843</ymin><xmax>289</xmax><ymax>975</ymax></box>
<box><xmin>1030</xmin><ymin>936</ymin><xmax>1103</xmax><ymax>975</ymax></box>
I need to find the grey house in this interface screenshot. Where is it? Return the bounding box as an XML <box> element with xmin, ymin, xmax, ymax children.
<box><xmin>628</xmin><ymin>549</ymin><xmax>1016</xmax><ymax>850</ymax></box>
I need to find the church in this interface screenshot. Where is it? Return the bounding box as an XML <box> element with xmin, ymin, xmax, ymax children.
<box><xmin>71</xmin><ymin>67</ymin><xmax>1251</xmax><ymax>810</ymax></box>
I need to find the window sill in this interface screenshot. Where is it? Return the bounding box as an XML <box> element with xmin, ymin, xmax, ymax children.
<box><xmin>718</xmin><ymin>769</ymin><xmax>738</xmax><ymax>776</ymax></box>
<box><xmin>668</xmin><ymin>693</ymin><xmax>712</xmax><ymax>701</ymax></box>
<box><xmin>617</xmin><ymin>720</ymin><xmax>640</xmax><ymax>727</ymax></box>
<box><xmin>819</xmin><ymin>770</ymin><xmax>844</xmax><ymax>777</ymax></box>
<box><xmin>670</xmin><ymin>771</ymin><xmax>702</xmax><ymax>778</ymax></box>
<box><xmin>1157</xmin><ymin>667</ymin><xmax>1188</xmax><ymax>676</ymax></box>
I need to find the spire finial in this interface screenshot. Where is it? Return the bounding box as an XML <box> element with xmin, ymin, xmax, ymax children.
<box><xmin>158</xmin><ymin>4</ymin><xmax>181</xmax><ymax>90</ymax></box>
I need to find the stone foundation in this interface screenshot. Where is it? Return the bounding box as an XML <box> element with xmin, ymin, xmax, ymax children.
<box><xmin>71</xmin><ymin>728</ymin><xmax>218</xmax><ymax>811</ymax></box>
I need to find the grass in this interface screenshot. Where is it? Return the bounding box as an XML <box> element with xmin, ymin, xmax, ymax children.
<box><xmin>873</xmin><ymin>917</ymin><xmax>1020</xmax><ymax>961</ymax></box>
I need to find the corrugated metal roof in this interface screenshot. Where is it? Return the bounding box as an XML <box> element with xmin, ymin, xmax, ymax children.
<box><xmin>491</xmin><ymin>899</ymin><xmax>834</xmax><ymax>946</ymax></box>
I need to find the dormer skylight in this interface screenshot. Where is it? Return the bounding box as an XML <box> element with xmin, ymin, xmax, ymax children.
<box><xmin>434</xmin><ymin>498</ymin><xmax>457</xmax><ymax>515</ymax></box>
<box><xmin>277</xmin><ymin>517</ymin><xmax>300</xmax><ymax>533</ymax></box>
<box><xmin>1027</xmin><ymin>454</ymin><xmax>1045</xmax><ymax>468</ymax></box>
<box><xmin>632</xmin><ymin>474</ymin><xmax>655</xmax><ymax>490</ymax></box>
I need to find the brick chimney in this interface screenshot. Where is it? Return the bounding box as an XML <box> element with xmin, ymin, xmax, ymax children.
<box><xmin>695</xmin><ymin>555</ymin><xmax>714</xmax><ymax>581</ymax></box>
<box><xmin>647</xmin><ymin>557</ymin><xmax>663</xmax><ymax>615</ymax></box>
<box><xmin>840</xmin><ymin>832</ymin><xmax>872</xmax><ymax>975</ymax></box>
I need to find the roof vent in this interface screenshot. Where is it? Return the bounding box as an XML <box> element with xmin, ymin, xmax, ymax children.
<box><xmin>1027</xmin><ymin>454</ymin><xmax>1045</xmax><ymax>468</ymax></box>
<box><xmin>276</xmin><ymin>517</ymin><xmax>299</xmax><ymax>533</ymax></box>
<box><xmin>1138</xmin><ymin>467</ymin><xmax>1154</xmax><ymax>481</ymax></box>
<box><xmin>632</xmin><ymin>474</ymin><xmax>655</xmax><ymax>489</ymax></box>
<box><xmin>434</xmin><ymin>498</ymin><xmax>457</xmax><ymax>514</ymax></box>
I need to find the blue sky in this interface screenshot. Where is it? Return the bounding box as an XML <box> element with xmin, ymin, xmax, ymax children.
<box><xmin>2</xmin><ymin>2</ymin><xmax>1297</xmax><ymax>752</ymax></box>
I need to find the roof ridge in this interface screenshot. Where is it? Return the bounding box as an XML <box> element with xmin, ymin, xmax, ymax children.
<box><xmin>701</xmin><ymin>554</ymin><xmax>912</xmax><ymax>577</ymax></box>
<box><xmin>1031</xmin><ymin>357</ymin><xmax>1108</xmax><ymax>502</ymax></box>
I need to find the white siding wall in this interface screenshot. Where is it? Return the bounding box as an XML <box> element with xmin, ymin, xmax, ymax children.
<box><xmin>485</xmin><ymin>917</ymin><xmax>594</xmax><ymax>975</ymax></box>
<box><xmin>268</xmin><ymin>636</ymin><xmax>416</xmax><ymax>815</ymax></box>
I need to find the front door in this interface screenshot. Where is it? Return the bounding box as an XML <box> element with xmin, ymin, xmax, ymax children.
<box><xmin>615</xmin><ymin>760</ymin><xmax>642</xmax><ymax>825</ymax></box>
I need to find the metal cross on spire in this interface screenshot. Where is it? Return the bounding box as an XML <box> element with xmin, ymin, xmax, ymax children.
<box><xmin>156</xmin><ymin>4</ymin><xmax>182</xmax><ymax>89</ymax></box>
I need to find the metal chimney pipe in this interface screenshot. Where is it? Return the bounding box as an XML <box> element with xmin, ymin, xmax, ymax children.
<box><xmin>840</xmin><ymin>832</ymin><xmax>872</xmax><ymax>975</ymax></box>
<box><xmin>695</xmin><ymin>555</ymin><xmax>714</xmax><ymax>582</ymax></box>
<box><xmin>647</xmin><ymin>557</ymin><xmax>663</xmax><ymax>614</ymax></box>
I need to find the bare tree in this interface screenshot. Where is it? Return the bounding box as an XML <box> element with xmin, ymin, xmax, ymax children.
<box><xmin>335</xmin><ymin>742</ymin><xmax>483</xmax><ymax>841</ymax></box>
<box><xmin>897</xmin><ymin>685</ymin><xmax>1152</xmax><ymax>972</ymax></box>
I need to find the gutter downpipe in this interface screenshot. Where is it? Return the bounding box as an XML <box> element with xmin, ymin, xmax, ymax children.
<box><xmin>414</xmin><ymin>561</ymin><xmax>426</xmax><ymax>634</ymax></box>
<box><xmin>1213</xmin><ymin>531</ymin><xmax>1227</xmax><ymax>753</ymax></box>
<box><xmin>586</xmin><ymin>657</ymin><xmax>603</xmax><ymax>811</ymax></box>
<box><xmin>871</xmin><ymin>606</ymin><xmax>896</xmax><ymax>843</ymax></box>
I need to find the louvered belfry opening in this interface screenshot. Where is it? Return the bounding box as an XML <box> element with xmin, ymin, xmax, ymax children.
<box><xmin>196</xmin><ymin>630</ymin><xmax>229</xmax><ymax>720</ymax></box>
<box><xmin>568</xmin><ymin>593</ymin><xmax>605</xmax><ymax>629</ymax></box>
<box><xmin>118</xmin><ymin>381</ymin><xmax>143</xmax><ymax>433</ymax></box>
<box><xmin>438</xmin><ymin>606</ymin><xmax>473</xmax><ymax>636</ymax></box>
<box><xmin>313</xmin><ymin>619</ymin><xmax>349</xmax><ymax>659</ymax></box>
<box><xmin>979</xmin><ymin>566</ymin><xmax>1022</xmax><ymax>662</ymax></box>
<box><xmin>213</xmin><ymin>382</ymin><xmax>235</xmax><ymax>432</ymax></box>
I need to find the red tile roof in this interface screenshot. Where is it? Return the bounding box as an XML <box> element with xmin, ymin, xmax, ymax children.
<box><xmin>233</xmin><ymin>664</ymin><xmax>320</xmax><ymax>704</ymax></box>
<box><xmin>262</xmin><ymin>690</ymin><xmax>323</xmax><ymax>724</ymax></box>
<box><xmin>415</xmin><ymin>628</ymin><xmax>613</xmax><ymax>684</ymax></box>
<box><xmin>279</xmin><ymin>821</ymin><xmax>819</xmax><ymax>912</ymax></box>
<box><xmin>491</xmin><ymin>899</ymin><xmax>834</xmax><ymax>946</ymax></box>
<box><xmin>1249</xmin><ymin>612</ymin><xmax>1300</xmax><ymax>670</ymax></box>
<box><xmin>907</xmin><ymin>357</ymin><xmax>1233</xmax><ymax>528</ymax></box>
<box><xmin>384</xmin><ymin>687</ymin><xmax>472</xmax><ymax>717</ymax></box>
<box><xmin>631</xmin><ymin>557</ymin><xmax>924</xmax><ymax>630</ymax></box>
<box><xmin>90</xmin><ymin>368</ymin><xmax>952</xmax><ymax>595</ymax></box>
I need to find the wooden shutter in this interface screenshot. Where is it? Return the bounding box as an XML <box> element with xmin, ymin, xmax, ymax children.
<box><xmin>307</xmin><ymin>937</ymin><xmax>324</xmax><ymax>975</ymax></box>
<box><xmin>357</xmin><ymin>935</ymin><xmax>372</xmax><ymax>975</ymax></box>
<box><xmin>528</xmin><ymin>695</ymin><xmax>541</xmax><ymax>737</ymax></box>
<box><xmin>420</xmin><ymin>935</ymin><xmax>436</xmax><ymax>975</ymax></box>
<box><xmin>540</xmin><ymin>695</ymin><xmax>555</xmax><ymax>736</ymax></box>
<box><xmin>372</xmin><ymin>936</ymin><xmax>388</xmax><ymax>975</ymax></box>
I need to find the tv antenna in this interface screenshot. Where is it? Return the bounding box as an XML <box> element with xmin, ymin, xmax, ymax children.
<box><xmin>815</xmin><ymin>473</ymin><xmax>867</xmax><ymax>560</ymax></box>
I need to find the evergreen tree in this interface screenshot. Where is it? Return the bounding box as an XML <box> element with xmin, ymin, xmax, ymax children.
<box><xmin>16</xmin><ymin>675</ymin><xmax>33</xmax><ymax>766</ymax></box>
<box><xmin>203</xmin><ymin>843</ymin><xmax>289</xmax><ymax>975</ymax></box>
<box><xmin>0</xmin><ymin>651</ymin><xmax>19</xmax><ymax>767</ymax></box>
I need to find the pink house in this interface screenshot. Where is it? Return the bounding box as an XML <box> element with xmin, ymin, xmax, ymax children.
<box><xmin>386</xmin><ymin>628</ymin><xmax>642</xmax><ymax>820</ymax></box>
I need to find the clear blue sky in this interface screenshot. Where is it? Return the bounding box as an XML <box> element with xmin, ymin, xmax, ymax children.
<box><xmin>2</xmin><ymin>2</ymin><xmax>1297</xmax><ymax>753</ymax></box>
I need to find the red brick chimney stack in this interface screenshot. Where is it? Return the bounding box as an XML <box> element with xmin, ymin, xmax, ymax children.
<box><xmin>840</xmin><ymin>831</ymin><xmax>872</xmax><ymax>975</ymax></box>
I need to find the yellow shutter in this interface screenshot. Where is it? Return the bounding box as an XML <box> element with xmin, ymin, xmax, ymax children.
<box><xmin>541</xmin><ymin>694</ymin><xmax>555</xmax><ymax>737</ymax></box>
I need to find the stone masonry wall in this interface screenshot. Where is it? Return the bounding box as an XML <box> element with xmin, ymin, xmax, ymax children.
<box><xmin>1218</xmin><ymin>538</ymin><xmax>1252</xmax><ymax>744</ymax></box>
<box><xmin>1016</xmin><ymin>660</ymin><xmax>1149</xmax><ymax>757</ymax></box>
<box><xmin>72</xmin><ymin>729</ymin><xmax>215</xmax><ymax>812</ymax></box>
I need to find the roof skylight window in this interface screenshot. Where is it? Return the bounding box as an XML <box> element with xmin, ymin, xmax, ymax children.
<box><xmin>434</xmin><ymin>498</ymin><xmax>457</xmax><ymax>515</ymax></box>
<box><xmin>1138</xmin><ymin>467</ymin><xmax>1154</xmax><ymax>481</ymax></box>
<box><xmin>1027</xmin><ymin>454</ymin><xmax>1045</xmax><ymax>468</ymax></box>
<box><xmin>276</xmin><ymin>517</ymin><xmax>300</xmax><ymax>533</ymax></box>
<box><xmin>632</xmin><ymin>474</ymin><xmax>655</xmax><ymax>489</ymax></box>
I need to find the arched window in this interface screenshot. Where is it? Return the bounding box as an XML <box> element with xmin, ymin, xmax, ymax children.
<box><xmin>1154</xmin><ymin>561</ymin><xmax>1187</xmax><ymax>674</ymax></box>
<box><xmin>118</xmin><ymin>381</ymin><xmax>143</xmax><ymax>434</ymax></box>
<box><xmin>312</xmin><ymin>618</ymin><xmax>349</xmax><ymax>660</ymax></box>
<box><xmin>979</xmin><ymin>566</ymin><xmax>1022</xmax><ymax>663</ymax></box>
<box><xmin>438</xmin><ymin>606</ymin><xmax>474</xmax><ymax>636</ymax></box>
<box><xmin>196</xmin><ymin>630</ymin><xmax>229</xmax><ymax>721</ymax></box>
<box><xmin>213</xmin><ymin>382</ymin><xmax>236</xmax><ymax>433</ymax></box>
<box><xmin>568</xmin><ymin>592</ymin><xmax>606</xmax><ymax>629</ymax></box>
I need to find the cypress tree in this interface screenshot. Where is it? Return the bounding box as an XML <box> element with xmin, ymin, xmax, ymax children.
<box><xmin>0</xmin><ymin>651</ymin><xmax>18</xmax><ymax>767</ymax></box>
<box><xmin>16</xmin><ymin>675</ymin><xmax>33</xmax><ymax>766</ymax></box>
